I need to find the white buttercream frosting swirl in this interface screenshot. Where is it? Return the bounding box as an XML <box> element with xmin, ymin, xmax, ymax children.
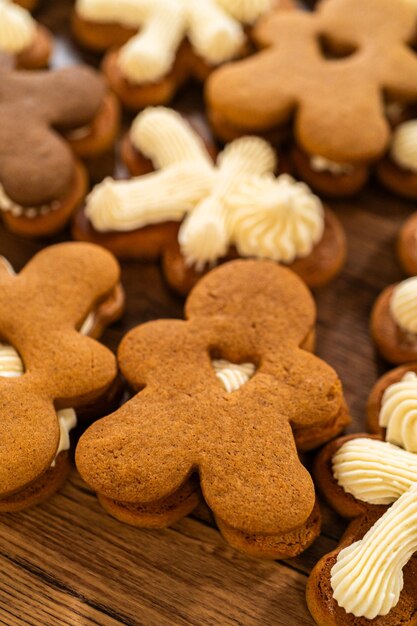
<box><xmin>390</xmin><ymin>276</ymin><xmax>417</xmax><ymax>335</ymax></box>
<box><xmin>379</xmin><ymin>371</ymin><xmax>417</xmax><ymax>453</ymax></box>
<box><xmin>333</xmin><ymin>437</ymin><xmax>417</xmax><ymax>505</ymax></box>
<box><xmin>76</xmin><ymin>0</ymin><xmax>273</xmax><ymax>83</ymax></box>
<box><xmin>87</xmin><ymin>106</ymin><xmax>325</xmax><ymax>268</ymax></box>
<box><xmin>331</xmin><ymin>483</ymin><xmax>417</xmax><ymax>619</ymax></box>
<box><xmin>391</xmin><ymin>120</ymin><xmax>417</xmax><ymax>173</ymax></box>
<box><xmin>224</xmin><ymin>174</ymin><xmax>324</xmax><ymax>263</ymax></box>
<box><xmin>212</xmin><ymin>359</ymin><xmax>255</xmax><ymax>392</ymax></box>
<box><xmin>0</xmin><ymin>0</ymin><xmax>35</xmax><ymax>54</ymax></box>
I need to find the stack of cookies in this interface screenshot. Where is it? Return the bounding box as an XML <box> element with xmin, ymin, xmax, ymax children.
<box><xmin>2</xmin><ymin>0</ymin><xmax>417</xmax><ymax>624</ymax></box>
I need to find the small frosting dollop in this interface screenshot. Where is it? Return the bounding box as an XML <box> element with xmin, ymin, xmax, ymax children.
<box><xmin>332</xmin><ymin>437</ymin><xmax>417</xmax><ymax>505</ymax></box>
<box><xmin>379</xmin><ymin>371</ymin><xmax>417</xmax><ymax>453</ymax></box>
<box><xmin>0</xmin><ymin>0</ymin><xmax>35</xmax><ymax>54</ymax></box>
<box><xmin>225</xmin><ymin>174</ymin><xmax>324</xmax><ymax>263</ymax></box>
<box><xmin>0</xmin><ymin>343</ymin><xmax>24</xmax><ymax>377</ymax></box>
<box><xmin>310</xmin><ymin>155</ymin><xmax>354</xmax><ymax>176</ymax></box>
<box><xmin>331</xmin><ymin>483</ymin><xmax>417</xmax><ymax>619</ymax></box>
<box><xmin>212</xmin><ymin>359</ymin><xmax>255</xmax><ymax>392</ymax></box>
<box><xmin>390</xmin><ymin>120</ymin><xmax>417</xmax><ymax>173</ymax></box>
<box><xmin>76</xmin><ymin>0</ymin><xmax>272</xmax><ymax>84</ymax></box>
<box><xmin>390</xmin><ymin>276</ymin><xmax>417</xmax><ymax>335</ymax></box>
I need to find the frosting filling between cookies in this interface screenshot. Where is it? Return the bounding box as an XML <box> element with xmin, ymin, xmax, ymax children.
<box><xmin>86</xmin><ymin>107</ymin><xmax>325</xmax><ymax>269</ymax></box>
<box><xmin>212</xmin><ymin>359</ymin><xmax>255</xmax><ymax>392</ymax></box>
<box><xmin>390</xmin><ymin>276</ymin><xmax>417</xmax><ymax>336</ymax></box>
<box><xmin>0</xmin><ymin>184</ymin><xmax>63</xmax><ymax>219</ymax></box>
<box><xmin>390</xmin><ymin>120</ymin><xmax>417</xmax><ymax>173</ymax></box>
<box><xmin>76</xmin><ymin>0</ymin><xmax>271</xmax><ymax>84</ymax></box>
<box><xmin>0</xmin><ymin>0</ymin><xmax>36</xmax><ymax>54</ymax></box>
<box><xmin>310</xmin><ymin>155</ymin><xmax>355</xmax><ymax>176</ymax></box>
<box><xmin>331</xmin><ymin>483</ymin><xmax>417</xmax><ymax>619</ymax></box>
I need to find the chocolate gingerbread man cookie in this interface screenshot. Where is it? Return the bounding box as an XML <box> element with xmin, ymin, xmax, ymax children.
<box><xmin>308</xmin><ymin>366</ymin><xmax>417</xmax><ymax>625</ymax></box>
<box><xmin>0</xmin><ymin>242</ymin><xmax>124</xmax><ymax>512</ymax></box>
<box><xmin>76</xmin><ymin>260</ymin><xmax>350</xmax><ymax>559</ymax></box>
<box><xmin>0</xmin><ymin>64</ymin><xmax>119</xmax><ymax>237</ymax></box>
<box><xmin>207</xmin><ymin>0</ymin><xmax>417</xmax><ymax>196</ymax></box>
<box><xmin>73</xmin><ymin>106</ymin><xmax>346</xmax><ymax>294</ymax></box>
<box><xmin>72</xmin><ymin>0</ymin><xmax>295</xmax><ymax>110</ymax></box>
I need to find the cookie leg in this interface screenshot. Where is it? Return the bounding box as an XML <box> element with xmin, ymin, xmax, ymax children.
<box><xmin>216</xmin><ymin>500</ymin><xmax>321</xmax><ymax>560</ymax></box>
<box><xmin>97</xmin><ymin>478</ymin><xmax>200</xmax><ymax>528</ymax></box>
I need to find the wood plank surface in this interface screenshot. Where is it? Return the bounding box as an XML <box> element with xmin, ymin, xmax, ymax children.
<box><xmin>0</xmin><ymin>1</ymin><xmax>413</xmax><ymax>624</ymax></box>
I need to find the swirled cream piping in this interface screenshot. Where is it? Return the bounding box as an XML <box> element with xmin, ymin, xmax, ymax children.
<box><xmin>224</xmin><ymin>173</ymin><xmax>324</xmax><ymax>264</ymax></box>
<box><xmin>130</xmin><ymin>107</ymin><xmax>212</xmax><ymax>170</ymax></box>
<box><xmin>379</xmin><ymin>371</ymin><xmax>417</xmax><ymax>453</ymax></box>
<box><xmin>0</xmin><ymin>0</ymin><xmax>35</xmax><ymax>54</ymax></box>
<box><xmin>0</xmin><ymin>344</ymin><xmax>77</xmax><ymax>465</ymax></box>
<box><xmin>331</xmin><ymin>483</ymin><xmax>417</xmax><ymax>619</ymax></box>
<box><xmin>310</xmin><ymin>155</ymin><xmax>354</xmax><ymax>176</ymax></box>
<box><xmin>332</xmin><ymin>437</ymin><xmax>417</xmax><ymax>505</ymax></box>
<box><xmin>76</xmin><ymin>0</ymin><xmax>269</xmax><ymax>84</ymax></box>
<box><xmin>212</xmin><ymin>359</ymin><xmax>255</xmax><ymax>392</ymax></box>
<box><xmin>88</xmin><ymin>107</ymin><xmax>326</xmax><ymax>268</ymax></box>
<box><xmin>216</xmin><ymin>0</ymin><xmax>273</xmax><ymax>23</ymax></box>
<box><xmin>390</xmin><ymin>120</ymin><xmax>417</xmax><ymax>173</ymax></box>
<box><xmin>390</xmin><ymin>276</ymin><xmax>417</xmax><ymax>335</ymax></box>
<box><xmin>178</xmin><ymin>136</ymin><xmax>277</xmax><ymax>269</ymax></box>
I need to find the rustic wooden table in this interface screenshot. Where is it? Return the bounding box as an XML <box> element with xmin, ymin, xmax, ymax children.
<box><xmin>0</xmin><ymin>1</ymin><xmax>412</xmax><ymax>625</ymax></box>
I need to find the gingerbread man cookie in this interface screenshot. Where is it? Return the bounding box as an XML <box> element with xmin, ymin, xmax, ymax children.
<box><xmin>371</xmin><ymin>276</ymin><xmax>417</xmax><ymax>364</ymax></box>
<box><xmin>76</xmin><ymin>260</ymin><xmax>350</xmax><ymax>559</ymax></box>
<box><xmin>308</xmin><ymin>366</ymin><xmax>417</xmax><ymax>625</ymax></box>
<box><xmin>0</xmin><ymin>64</ymin><xmax>119</xmax><ymax>237</ymax></box>
<box><xmin>0</xmin><ymin>242</ymin><xmax>124</xmax><ymax>512</ymax></box>
<box><xmin>73</xmin><ymin>106</ymin><xmax>346</xmax><ymax>294</ymax></box>
<box><xmin>72</xmin><ymin>0</ymin><xmax>295</xmax><ymax>110</ymax></box>
<box><xmin>207</xmin><ymin>0</ymin><xmax>417</xmax><ymax>194</ymax></box>
<box><xmin>0</xmin><ymin>0</ymin><xmax>52</xmax><ymax>69</ymax></box>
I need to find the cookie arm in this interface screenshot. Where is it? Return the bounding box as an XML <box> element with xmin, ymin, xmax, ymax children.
<box><xmin>383</xmin><ymin>47</ymin><xmax>417</xmax><ymax>101</ymax></box>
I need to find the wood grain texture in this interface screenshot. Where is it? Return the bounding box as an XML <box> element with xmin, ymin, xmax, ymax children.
<box><xmin>0</xmin><ymin>1</ymin><xmax>414</xmax><ymax>624</ymax></box>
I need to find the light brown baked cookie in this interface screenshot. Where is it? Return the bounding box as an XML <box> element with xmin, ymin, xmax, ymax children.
<box><xmin>76</xmin><ymin>260</ymin><xmax>350</xmax><ymax>559</ymax></box>
<box><xmin>73</xmin><ymin>106</ymin><xmax>346</xmax><ymax>294</ymax></box>
<box><xmin>0</xmin><ymin>65</ymin><xmax>119</xmax><ymax>236</ymax></box>
<box><xmin>206</xmin><ymin>0</ymin><xmax>417</xmax><ymax>176</ymax></box>
<box><xmin>0</xmin><ymin>242</ymin><xmax>124</xmax><ymax>511</ymax></box>
<box><xmin>398</xmin><ymin>212</ymin><xmax>417</xmax><ymax>275</ymax></box>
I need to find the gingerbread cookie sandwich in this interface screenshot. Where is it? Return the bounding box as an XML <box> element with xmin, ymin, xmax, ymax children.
<box><xmin>371</xmin><ymin>276</ymin><xmax>417</xmax><ymax>364</ymax></box>
<box><xmin>0</xmin><ymin>242</ymin><xmax>124</xmax><ymax>512</ymax></box>
<box><xmin>73</xmin><ymin>106</ymin><xmax>346</xmax><ymax>294</ymax></box>
<box><xmin>72</xmin><ymin>0</ymin><xmax>295</xmax><ymax>110</ymax></box>
<box><xmin>206</xmin><ymin>0</ymin><xmax>417</xmax><ymax>197</ymax></box>
<box><xmin>398</xmin><ymin>211</ymin><xmax>417</xmax><ymax>276</ymax></box>
<box><xmin>0</xmin><ymin>64</ymin><xmax>119</xmax><ymax>237</ymax></box>
<box><xmin>377</xmin><ymin>120</ymin><xmax>417</xmax><ymax>200</ymax></box>
<box><xmin>307</xmin><ymin>367</ymin><xmax>417</xmax><ymax>625</ymax></box>
<box><xmin>76</xmin><ymin>260</ymin><xmax>350</xmax><ymax>559</ymax></box>
<box><xmin>0</xmin><ymin>0</ymin><xmax>52</xmax><ymax>69</ymax></box>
